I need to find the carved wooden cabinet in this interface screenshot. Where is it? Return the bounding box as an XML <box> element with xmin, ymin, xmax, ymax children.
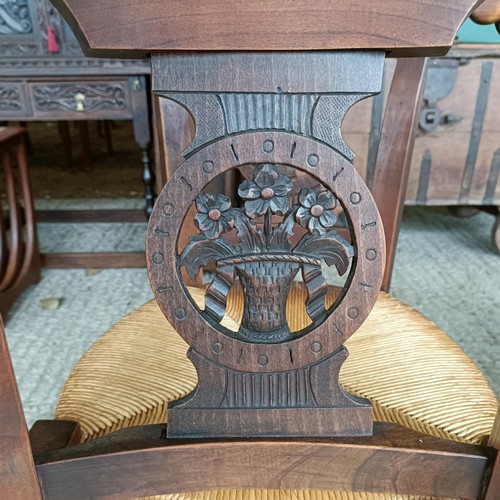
<box><xmin>0</xmin><ymin>0</ymin><xmax>154</xmax><ymax>216</ymax></box>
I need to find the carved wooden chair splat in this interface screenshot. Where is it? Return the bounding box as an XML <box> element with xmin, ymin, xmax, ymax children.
<box><xmin>1</xmin><ymin>0</ymin><xmax>500</xmax><ymax>498</ymax></box>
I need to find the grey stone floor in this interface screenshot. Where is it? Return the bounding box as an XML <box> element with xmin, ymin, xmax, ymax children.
<box><xmin>390</xmin><ymin>206</ymin><xmax>500</xmax><ymax>392</ymax></box>
<box><xmin>3</xmin><ymin>203</ymin><xmax>500</xmax><ymax>427</ymax></box>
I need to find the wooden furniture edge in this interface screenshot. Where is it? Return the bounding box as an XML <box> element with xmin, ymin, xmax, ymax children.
<box><xmin>0</xmin><ymin>319</ymin><xmax>42</xmax><ymax>499</ymax></box>
<box><xmin>33</xmin><ymin>422</ymin><xmax>495</xmax><ymax>499</ymax></box>
<box><xmin>41</xmin><ymin>253</ymin><xmax>146</xmax><ymax>268</ymax></box>
<box><xmin>50</xmin><ymin>0</ymin><xmax>483</xmax><ymax>58</ymax></box>
<box><xmin>370</xmin><ymin>58</ymin><xmax>427</xmax><ymax>291</ymax></box>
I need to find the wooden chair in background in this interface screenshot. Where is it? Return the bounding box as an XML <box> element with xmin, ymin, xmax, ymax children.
<box><xmin>0</xmin><ymin>127</ymin><xmax>41</xmax><ymax>317</ymax></box>
<box><xmin>57</xmin><ymin>120</ymin><xmax>115</xmax><ymax>171</ymax></box>
<box><xmin>2</xmin><ymin>0</ymin><xmax>500</xmax><ymax>498</ymax></box>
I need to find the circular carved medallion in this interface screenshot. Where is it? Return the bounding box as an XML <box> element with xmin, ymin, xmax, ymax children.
<box><xmin>147</xmin><ymin>132</ymin><xmax>385</xmax><ymax>373</ymax></box>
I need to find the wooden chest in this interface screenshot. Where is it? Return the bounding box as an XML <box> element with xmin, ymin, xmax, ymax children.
<box><xmin>159</xmin><ymin>46</ymin><xmax>500</xmax><ymax>253</ymax></box>
<box><xmin>342</xmin><ymin>46</ymin><xmax>500</xmax><ymax>251</ymax></box>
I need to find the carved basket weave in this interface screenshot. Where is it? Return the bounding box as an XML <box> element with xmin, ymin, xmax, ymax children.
<box><xmin>235</xmin><ymin>259</ymin><xmax>300</xmax><ymax>341</ymax></box>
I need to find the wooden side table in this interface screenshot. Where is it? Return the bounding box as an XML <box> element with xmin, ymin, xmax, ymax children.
<box><xmin>0</xmin><ymin>0</ymin><xmax>155</xmax><ymax>232</ymax></box>
<box><xmin>0</xmin><ymin>127</ymin><xmax>41</xmax><ymax>317</ymax></box>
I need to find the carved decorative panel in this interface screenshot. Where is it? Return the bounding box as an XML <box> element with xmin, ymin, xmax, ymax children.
<box><xmin>0</xmin><ymin>83</ymin><xmax>28</xmax><ymax>116</ymax></box>
<box><xmin>147</xmin><ymin>51</ymin><xmax>386</xmax><ymax>438</ymax></box>
<box><xmin>0</xmin><ymin>43</ymin><xmax>40</xmax><ymax>56</ymax></box>
<box><xmin>0</xmin><ymin>57</ymin><xmax>150</xmax><ymax>75</ymax></box>
<box><xmin>35</xmin><ymin>0</ymin><xmax>61</xmax><ymax>38</ymax></box>
<box><xmin>0</xmin><ymin>0</ymin><xmax>118</xmax><ymax>61</ymax></box>
<box><xmin>32</xmin><ymin>82</ymin><xmax>127</xmax><ymax>113</ymax></box>
<box><xmin>0</xmin><ymin>85</ymin><xmax>22</xmax><ymax>111</ymax></box>
<box><xmin>0</xmin><ymin>1</ymin><xmax>33</xmax><ymax>35</ymax></box>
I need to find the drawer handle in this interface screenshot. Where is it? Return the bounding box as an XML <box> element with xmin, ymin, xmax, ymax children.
<box><xmin>74</xmin><ymin>92</ymin><xmax>86</xmax><ymax>112</ymax></box>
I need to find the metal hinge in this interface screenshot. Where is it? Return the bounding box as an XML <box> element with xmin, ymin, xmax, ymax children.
<box><xmin>419</xmin><ymin>58</ymin><xmax>464</xmax><ymax>133</ymax></box>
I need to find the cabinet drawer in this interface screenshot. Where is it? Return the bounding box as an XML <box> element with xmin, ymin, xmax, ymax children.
<box><xmin>0</xmin><ymin>82</ymin><xmax>31</xmax><ymax>118</ymax></box>
<box><xmin>29</xmin><ymin>80</ymin><xmax>134</xmax><ymax>119</ymax></box>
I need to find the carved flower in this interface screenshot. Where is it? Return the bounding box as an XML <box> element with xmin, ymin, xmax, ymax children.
<box><xmin>296</xmin><ymin>188</ymin><xmax>337</xmax><ymax>236</ymax></box>
<box><xmin>238</xmin><ymin>164</ymin><xmax>293</xmax><ymax>217</ymax></box>
<box><xmin>194</xmin><ymin>193</ymin><xmax>233</xmax><ymax>239</ymax></box>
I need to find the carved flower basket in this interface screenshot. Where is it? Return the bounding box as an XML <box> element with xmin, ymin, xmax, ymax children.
<box><xmin>235</xmin><ymin>258</ymin><xmax>302</xmax><ymax>342</ymax></box>
<box><xmin>180</xmin><ymin>164</ymin><xmax>353</xmax><ymax>344</ymax></box>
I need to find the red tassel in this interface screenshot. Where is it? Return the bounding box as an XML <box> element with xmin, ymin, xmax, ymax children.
<box><xmin>47</xmin><ymin>26</ymin><xmax>59</xmax><ymax>54</ymax></box>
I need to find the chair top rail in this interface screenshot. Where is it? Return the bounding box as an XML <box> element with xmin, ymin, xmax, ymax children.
<box><xmin>52</xmin><ymin>0</ymin><xmax>483</xmax><ymax>58</ymax></box>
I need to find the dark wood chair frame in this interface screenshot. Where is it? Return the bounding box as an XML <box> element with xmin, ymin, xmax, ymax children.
<box><xmin>1</xmin><ymin>0</ymin><xmax>500</xmax><ymax>498</ymax></box>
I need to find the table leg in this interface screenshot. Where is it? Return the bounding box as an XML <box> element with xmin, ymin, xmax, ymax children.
<box><xmin>78</xmin><ymin>121</ymin><xmax>92</xmax><ymax>171</ymax></box>
<box><xmin>130</xmin><ymin>76</ymin><xmax>155</xmax><ymax>217</ymax></box>
<box><xmin>57</xmin><ymin>121</ymin><xmax>73</xmax><ymax>169</ymax></box>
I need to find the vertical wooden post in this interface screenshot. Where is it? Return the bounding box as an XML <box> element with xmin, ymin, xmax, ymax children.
<box><xmin>371</xmin><ymin>58</ymin><xmax>427</xmax><ymax>291</ymax></box>
<box><xmin>0</xmin><ymin>318</ymin><xmax>42</xmax><ymax>499</ymax></box>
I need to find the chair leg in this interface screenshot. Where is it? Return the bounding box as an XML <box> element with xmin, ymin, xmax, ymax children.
<box><xmin>485</xmin><ymin>447</ymin><xmax>500</xmax><ymax>499</ymax></box>
<box><xmin>57</xmin><ymin>121</ymin><xmax>74</xmax><ymax>169</ymax></box>
<box><xmin>19</xmin><ymin>121</ymin><xmax>34</xmax><ymax>156</ymax></box>
<box><xmin>96</xmin><ymin>120</ymin><xmax>114</xmax><ymax>155</ymax></box>
<box><xmin>96</xmin><ymin>120</ymin><xmax>104</xmax><ymax>137</ymax></box>
<box><xmin>104</xmin><ymin>120</ymin><xmax>114</xmax><ymax>155</ymax></box>
<box><xmin>370</xmin><ymin>58</ymin><xmax>428</xmax><ymax>292</ymax></box>
<box><xmin>29</xmin><ymin>420</ymin><xmax>82</xmax><ymax>455</ymax></box>
<box><xmin>78</xmin><ymin>121</ymin><xmax>92</xmax><ymax>171</ymax></box>
<box><xmin>1</xmin><ymin>150</ymin><xmax>24</xmax><ymax>295</ymax></box>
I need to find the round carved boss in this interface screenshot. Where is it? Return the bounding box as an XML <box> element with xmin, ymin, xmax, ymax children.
<box><xmin>147</xmin><ymin>132</ymin><xmax>385</xmax><ymax>373</ymax></box>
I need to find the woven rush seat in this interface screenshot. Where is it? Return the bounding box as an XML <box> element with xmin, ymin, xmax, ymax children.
<box><xmin>56</xmin><ymin>284</ymin><xmax>497</xmax><ymax>443</ymax></box>
<box><xmin>55</xmin><ymin>285</ymin><xmax>498</xmax><ymax>499</ymax></box>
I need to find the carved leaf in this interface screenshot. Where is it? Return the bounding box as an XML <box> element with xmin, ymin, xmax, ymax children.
<box><xmin>301</xmin><ymin>264</ymin><xmax>328</xmax><ymax>322</ymax></box>
<box><xmin>294</xmin><ymin>230</ymin><xmax>353</xmax><ymax>275</ymax></box>
<box><xmin>268</xmin><ymin>206</ymin><xmax>297</xmax><ymax>251</ymax></box>
<box><xmin>232</xmin><ymin>209</ymin><xmax>265</xmax><ymax>252</ymax></box>
<box><xmin>180</xmin><ymin>235</ymin><xmax>237</xmax><ymax>281</ymax></box>
<box><xmin>204</xmin><ymin>265</ymin><xmax>235</xmax><ymax>322</ymax></box>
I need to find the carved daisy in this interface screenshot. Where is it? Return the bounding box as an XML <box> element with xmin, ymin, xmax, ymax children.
<box><xmin>238</xmin><ymin>163</ymin><xmax>293</xmax><ymax>217</ymax></box>
<box><xmin>296</xmin><ymin>188</ymin><xmax>337</xmax><ymax>236</ymax></box>
<box><xmin>194</xmin><ymin>193</ymin><xmax>233</xmax><ymax>239</ymax></box>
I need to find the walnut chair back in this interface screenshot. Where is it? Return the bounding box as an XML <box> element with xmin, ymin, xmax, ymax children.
<box><xmin>1</xmin><ymin>0</ymin><xmax>500</xmax><ymax>498</ymax></box>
